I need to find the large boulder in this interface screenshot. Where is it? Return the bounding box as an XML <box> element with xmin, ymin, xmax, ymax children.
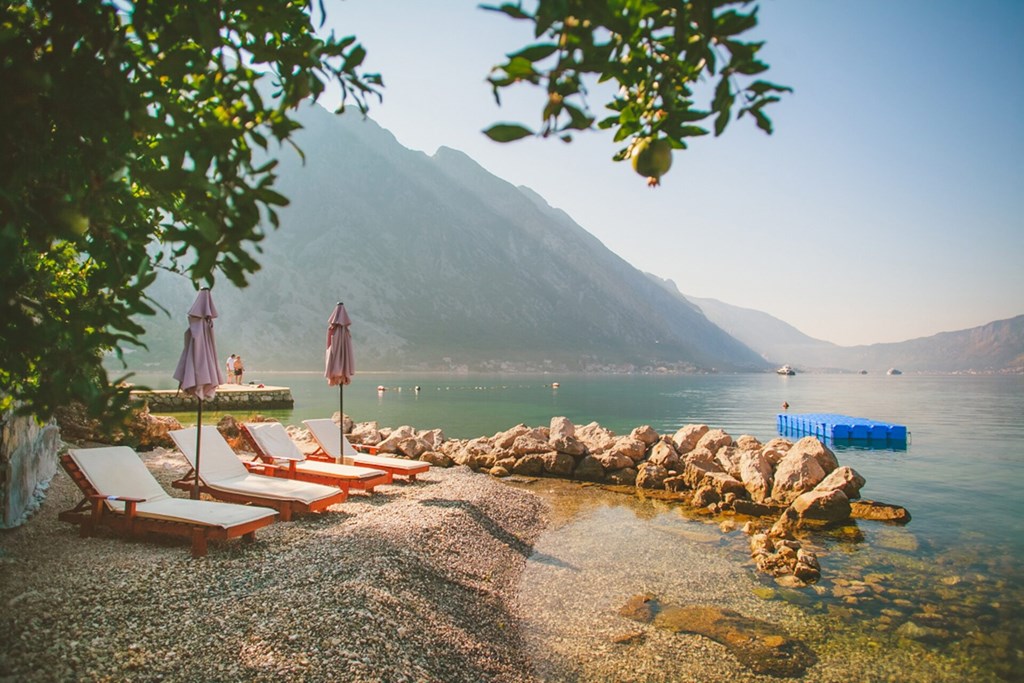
<box><xmin>550</xmin><ymin>435</ymin><xmax>587</xmax><ymax>457</ymax></box>
<box><xmin>574</xmin><ymin>455</ymin><xmax>605</xmax><ymax>482</ymax></box>
<box><xmin>420</xmin><ymin>451</ymin><xmax>453</xmax><ymax>468</ymax></box>
<box><xmin>715</xmin><ymin>446</ymin><xmax>743</xmax><ymax>479</ymax></box>
<box><xmin>813</xmin><ymin>466</ymin><xmax>865</xmax><ymax>500</ymax></box>
<box><xmin>695</xmin><ymin>428</ymin><xmax>734</xmax><ymax>454</ymax></box>
<box><xmin>771</xmin><ymin>450</ymin><xmax>827</xmax><ymax>504</ymax></box>
<box><xmin>759</xmin><ymin>438</ymin><xmax>792</xmax><ymax>466</ymax></box>
<box><xmin>636</xmin><ymin>462</ymin><xmax>670</xmax><ymax>489</ymax></box>
<box><xmin>597</xmin><ymin>451</ymin><xmax>634</xmax><ymax>471</ymax></box>
<box><xmin>702</xmin><ymin>471</ymin><xmax>747</xmax><ymax>498</ymax></box>
<box><xmin>493</xmin><ymin>424</ymin><xmax>533</xmax><ymax>450</ymax></box>
<box><xmin>418</xmin><ymin>428</ymin><xmax>445</xmax><ymax>449</ymax></box>
<box><xmin>576</xmin><ymin>422</ymin><xmax>617</xmax><ymax>454</ymax></box>
<box><xmin>647</xmin><ymin>441</ymin><xmax>680</xmax><ymax>470</ymax></box>
<box><xmin>671</xmin><ymin>424</ymin><xmax>709</xmax><ymax>454</ymax></box>
<box><xmin>788</xmin><ymin>437</ymin><xmax>839</xmax><ymax>474</ymax></box>
<box><xmin>735</xmin><ymin>434</ymin><xmax>762</xmax><ymax>452</ymax></box>
<box><xmin>549</xmin><ymin>416</ymin><xmax>576</xmax><ymax>441</ymax></box>
<box><xmin>611</xmin><ymin>437</ymin><xmax>647</xmax><ymax>462</ymax></box>
<box><xmin>630</xmin><ymin>425</ymin><xmax>660</xmax><ymax>447</ymax></box>
<box><xmin>512</xmin><ymin>433</ymin><xmax>552</xmax><ymax>456</ymax></box>
<box><xmin>738</xmin><ymin>449</ymin><xmax>774</xmax><ymax>503</ymax></box>
<box><xmin>351</xmin><ymin>421</ymin><xmax>381</xmax><ymax>446</ymax></box>
<box><xmin>511</xmin><ymin>454</ymin><xmax>546</xmax><ymax>476</ymax></box>
<box><xmin>541</xmin><ymin>451</ymin><xmax>576</xmax><ymax>477</ymax></box>
<box><xmin>606</xmin><ymin>468</ymin><xmax>638</xmax><ymax>486</ymax></box>
<box><xmin>394</xmin><ymin>437</ymin><xmax>429</xmax><ymax>460</ymax></box>
<box><xmin>790</xmin><ymin>489</ymin><xmax>852</xmax><ymax>525</ymax></box>
<box><xmin>681</xmin><ymin>453</ymin><xmax>724</xmax><ymax>489</ymax></box>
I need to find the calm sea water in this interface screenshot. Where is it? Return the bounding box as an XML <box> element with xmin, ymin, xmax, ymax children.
<box><xmin>139</xmin><ymin>370</ymin><xmax>1024</xmax><ymax>679</ymax></box>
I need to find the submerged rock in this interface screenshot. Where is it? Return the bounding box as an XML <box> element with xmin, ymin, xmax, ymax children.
<box><xmin>617</xmin><ymin>597</ymin><xmax>817</xmax><ymax>678</ymax></box>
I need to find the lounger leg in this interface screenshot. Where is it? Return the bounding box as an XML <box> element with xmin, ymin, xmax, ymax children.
<box><xmin>242</xmin><ymin>531</ymin><xmax>256</xmax><ymax>544</ymax></box>
<box><xmin>191</xmin><ymin>528</ymin><xmax>208</xmax><ymax>558</ymax></box>
<box><xmin>279</xmin><ymin>506</ymin><xmax>292</xmax><ymax>522</ymax></box>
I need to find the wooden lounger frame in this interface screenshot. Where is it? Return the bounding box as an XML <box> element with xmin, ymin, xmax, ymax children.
<box><xmin>239</xmin><ymin>424</ymin><xmax>392</xmax><ymax>493</ymax></box>
<box><xmin>168</xmin><ymin>471</ymin><xmax>347</xmax><ymax>522</ymax></box>
<box><xmin>58</xmin><ymin>454</ymin><xmax>275</xmax><ymax>558</ymax></box>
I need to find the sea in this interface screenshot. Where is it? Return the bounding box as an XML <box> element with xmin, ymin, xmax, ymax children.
<box><xmin>137</xmin><ymin>370</ymin><xmax>1023</xmax><ymax>681</ymax></box>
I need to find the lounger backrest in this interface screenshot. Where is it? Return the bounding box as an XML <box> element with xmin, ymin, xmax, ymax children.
<box><xmin>302</xmin><ymin>418</ymin><xmax>358</xmax><ymax>458</ymax></box>
<box><xmin>67</xmin><ymin>446</ymin><xmax>170</xmax><ymax>503</ymax></box>
<box><xmin>169</xmin><ymin>426</ymin><xmax>249</xmax><ymax>483</ymax></box>
<box><xmin>244</xmin><ymin>422</ymin><xmax>306</xmax><ymax>461</ymax></box>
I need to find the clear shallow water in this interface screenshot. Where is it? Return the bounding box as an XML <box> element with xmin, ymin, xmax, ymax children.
<box><xmin>137</xmin><ymin>370</ymin><xmax>1024</xmax><ymax>680</ymax></box>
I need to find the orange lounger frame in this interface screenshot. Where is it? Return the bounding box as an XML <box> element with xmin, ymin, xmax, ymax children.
<box><xmin>58</xmin><ymin>449</ymin><xmax>278</xmax><ymax>558</ymax></box>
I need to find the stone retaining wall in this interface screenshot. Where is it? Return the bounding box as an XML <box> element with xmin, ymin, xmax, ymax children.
<box><xmin>1</xmin><ymin>410</ymin><xmax>60</xmax><ymax>529</ymax></box>
<box><xmin>133</xmin><ymin>387</ymin><xmax>294</xmax><ymax>412</ymax></box>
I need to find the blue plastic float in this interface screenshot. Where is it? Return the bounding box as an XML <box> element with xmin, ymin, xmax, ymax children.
<box><xmin>777</xmin><ymin>413</ymin><xmax>908</xmax><ymax>446</ymax></box>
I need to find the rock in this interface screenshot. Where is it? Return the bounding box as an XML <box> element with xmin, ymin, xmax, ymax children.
<box><xmin>738</xmin><ymin>449</ymin><xmax>774</xmax><ymax>503</ymax></box>
<box><xmin>420</xmin><ymin>451</ymin><xmax>453</xmax><ymax>467</ymax></box>
<box><xmin>735</xmin><ymin>434</ymin><xmax>762</xmax><ymax>451</ymax></box>
<box><xmin>418</xmin><ymin>428</ymin><xmax>445</xmax><ymax>449</ymax></box>
<box><xmin>714</xmin><ymin>446</ymin><xmax>743</xmax><ymax>479</ymax></box>
<box><xmin>511</xmin><ymin>434</ymin><xmax>551</xmax><ymax>456</ymax></box>
<box><xmin>681</xmin><ymin>457</ymin><xmax>725</xmax><ymax>490</ymax></box>
<box><xmin>351</xmin><ymin>421</ymin><xmax>381</xmax><ymax>445</ymax></box>
<box><xmin>663</xmin><ymin>475</ymin><xmax>689</xmax><ymax>493</ymax></box>
<box><xmin>635</xmin><ymin>462</ymin><xmax>669</xmax><ymax>489</ymax></box>
<box><xmin>541</xmin><ymin>451</ymin><xmax>576</xmax><ymax>477</ymax></box>
<box><xmin>649</xmin><ymin>604</ymin><xmax>817</xmax><ymax>677</ymax></box>
<box><xmin>611</xmin><ymin>437</ymin><xmax>647</xmax><ymax>462</ymax></box>
<box><xmin>647</xmin><ymin>440</ymin><xmax>680</xmax><ymax>470</ymax></box>
<box><xmin>691</xmin><ymin>485</ymin><xmax>720</xmax><ymax>507</ymax></box>
<box><xmin>606</xmin><ymin>468</ymin><xmax>638</xmax><ymax>485</ymax></box>
<box><xmin>770</xmin><ymin>447</ymin><xmax>828</xmax><ymax>504</ymax></box>
<box><xmin>789</xmin><ymin>437</ymin><xmax>839</xmax><ymax>474</ymax></box>
<box><xmin>573</xmin><ymin>455</ymin><xmax>605</xmax><ymax>482</ymax></box>
<box><xmin>769</xmin><ymin>508</ymin><xmax>799</xmax><ymax>539</ymax></box>
<box><xmin>511</xmin><ymin>454</ymin><xmax>545</xmax><ymax>476</ymax></box>
<box><xmin>895</xmin><ymin>621</ymin><xmax>950</xmax><ymax>643</ymax></box>
<box><xmin>395</xmin><ymin>437</ymin><xmax>428</xmax><ymax>459</ymax></box>
<box><xmin>550</xmin><ymin>435</ymin><xmax>587</xmax><ymax>456</ymax></box>
<box><xmin>548</xmin><ymin>416</ymin><xmax>575</xmax><ymax>441</ymax></box>
<box><xmin>791</xmin><ymin>489</ymin><xmax>852</xmax><ymax>525</ymax></box>
<box><xmin>671</xmin><ymin>424</ymin><xmax>709</xmax><ymax>454</ymax></box>
<box><xmin>759</xmin><ymin>438</ymin><xmax>792</xmax><ymax>466</ymax></box>
<box><xmin>597</xmin><ymin>451</ymin><xmax>634</xmax><ymax>471</ymax></box>
<box><xmin>493</xmin><ymin>424</ymin><xmax>533</xmax><ymax>450</ymax></box>
<box><xmin>575</xmin><ymin>422</ymin><xmax>617</xmax><ymax>454</ymax></box>
<box><xmin>850</xmin><ymin>499</ymin><xmax>912</xmax><ymax>524</ymax></box>
<box><xmin>489</xmin><ymin>466</ymin><xmax>510</xmax><ymax>478</ymax></box>
<box><xmin>618</xmin><ymin>593</ymin><xmax>659</xmax><ymax>623</ymax></box>
<box><xmin>696</xmin><ymin>428</ymin><xmax>734</xmax><ymax>453</ymax></box>
<box><xmin>813</xmin><ymin>466</ymin><xmax>865</xmax><ymax>499</ymax></box>
<box><xmin>731</xmin><ymin>499</ymin><xmax>787</xmax><ymax>518</ymax></box>
<box><xmin>702</xmin><ymin>471</ymin><xmax>747</xmax><ymax>498</ymax></box>
<box><xmin>630</xmin><ymin>425</ymin><xmax>660</xmax><ymax>447</ymax></box>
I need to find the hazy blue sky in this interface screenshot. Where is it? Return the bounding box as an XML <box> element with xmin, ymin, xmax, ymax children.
<box><xmin>319</xmin><ymin>1</ymin><xmax>1023</xmax><ymax>346</ymax></box>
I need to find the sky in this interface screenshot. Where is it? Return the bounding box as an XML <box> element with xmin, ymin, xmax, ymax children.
<box><xmin>317</xmin><ymin>1</ymin><xmax>1024</xmax><ymax>347</ymax></box>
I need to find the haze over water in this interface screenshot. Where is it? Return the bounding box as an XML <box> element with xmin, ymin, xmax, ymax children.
<box><xmin>145</xmin><ymin>370</ymin><xmax>1024</xmax><ymax>679</ymax></box>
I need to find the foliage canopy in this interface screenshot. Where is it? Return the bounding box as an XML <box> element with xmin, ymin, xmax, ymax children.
<box><xmin>0</xmin><ymin>0</ymin><xmax>784</xmax><ymax>426</ymax></box>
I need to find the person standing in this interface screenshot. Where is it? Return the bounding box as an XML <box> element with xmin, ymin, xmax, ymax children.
<box><xmin>225</xmin><ymin>354</ymin><xmax>236</xmax><ymax>385</ymax></box>
<box><xmin>233</xmin><ymin>355</ymin><xmax>245</xmax><ymax>385</ymax></box>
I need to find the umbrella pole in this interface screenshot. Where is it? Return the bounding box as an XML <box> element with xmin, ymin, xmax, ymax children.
<box><xmin>193</xmin><ymin>400</ymin><xmax>202</xmax><ymax>500</ymax></box>
<box><xmin>342</xmin><ymin>385</ymin><xmax>350</xmax><ymax>464</ymax></box>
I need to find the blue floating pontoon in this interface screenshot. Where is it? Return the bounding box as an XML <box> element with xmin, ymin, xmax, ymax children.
<box><xmin>777</xmin><ymin>413</ymin><xmax>908</xmax><ymax>446</ymax></box>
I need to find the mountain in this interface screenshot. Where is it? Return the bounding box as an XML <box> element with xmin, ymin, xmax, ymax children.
<box><xmin>124</xmin><ymin>104</ymin><xmax>768</xmax><ymax>375</ymax></box>
<box><xmin>649</xmin><ymin>276</ymin><xmax>1024</xmax><ymax>373</ymax></box>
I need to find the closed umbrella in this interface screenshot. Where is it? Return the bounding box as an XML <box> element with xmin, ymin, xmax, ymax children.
<box><xmin>325</xmin><ymin>302</ymin><xmax>354</xmax><ymax>461</ymax></box>
<box><xmin>172</xmin><ymin>287</ymin><xmax>225</xmax><ymax>499</ymax></box>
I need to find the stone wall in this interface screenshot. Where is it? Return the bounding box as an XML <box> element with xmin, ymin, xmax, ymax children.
<box><xmin>1</xmin><ymin>411</ymin><xmax>60</xmax><ymax>529</ymax></box>
<box><xmin>133</xmin><ymin>387</ymin><xmax>294</xmax><ymax>412</ymax></box>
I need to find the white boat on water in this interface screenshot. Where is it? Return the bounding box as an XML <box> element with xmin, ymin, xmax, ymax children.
<box><xmin>777</xmin><ymin>365</ymin><xmax>796</xmax><ymax>376</ymax></box>
<box><xmin>887</xmin><ymin>368</ymin><xmax>903</xmax><ymax>376</ymax></box>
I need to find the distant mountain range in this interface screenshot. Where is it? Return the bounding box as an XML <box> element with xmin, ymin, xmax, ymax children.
<box><xmin>659</xmin><ymin>279</ymin><xmax>1022</xmax><ymax>373</ymax></box>
<box><xmin>125</xmin><ymin>105</ymin><xmax>766</xmax><ymax>375</ymax></box>
<box><xmin>122</xmin><ymin>105</ymin><xmax>1022</xmax><ymax>376</ymax></box>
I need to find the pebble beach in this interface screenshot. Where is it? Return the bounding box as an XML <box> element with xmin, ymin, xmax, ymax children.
<box><xmin>0</xmin><ymin>449</ymin><xmax>546</xmax><ymax>682</ymax></box>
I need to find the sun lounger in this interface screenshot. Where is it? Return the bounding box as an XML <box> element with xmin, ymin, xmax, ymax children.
<box><xmin>169</xmin><ymin>427</ymin><xmax>348</xmax><ymax>521</ymax></box>
<box><xmin>240</xmin><ymin>421</ymin><xmax>392</xmax><ymax>493</ymax></box>
<box><xmin>58</xmin><ymin>446</ymin><xmax>278</xmax><ymax>557</ymax></box>
<box><xmin>303</xmin><ymin>418</ymin><xmax>431</xmax><ymax>482</ymax></box>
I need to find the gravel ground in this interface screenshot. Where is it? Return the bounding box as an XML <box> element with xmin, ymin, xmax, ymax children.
<box><xmin>0</xmin><ymin>448</ymin><xmax>546</xmax><ymax>683</ymax></box>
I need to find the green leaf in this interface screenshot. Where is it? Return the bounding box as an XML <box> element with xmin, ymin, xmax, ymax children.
<box><xmin>509</xmin><ymin>43</ymin><xmax>559</xmax><ymax>62</ymax></box>
<box><xmin>483</xmin><ymin>123</ymin><xmax>535</xmax><ymax>142</ymax></box>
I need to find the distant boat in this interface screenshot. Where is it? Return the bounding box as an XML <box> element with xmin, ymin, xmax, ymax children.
<box><xmin>777</xmin><ymin>365</ymin><xmax>796</xmax><ymax>376</ymax></box>
<box><xmin>859</xmin><ymin>370</ymin><xmax>868</xmax><ymax>375</ymax></box>
<box><xmin>887</xmin><ymin>368</ymin><xmax>902</xmax><ymax>376</ymax></box>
